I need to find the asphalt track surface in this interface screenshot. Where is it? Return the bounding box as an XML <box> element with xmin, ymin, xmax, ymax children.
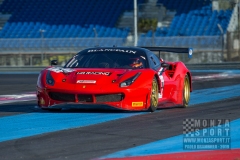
<box><xmin>0</xmin><ymin>71</ymin><xmax>240</xmax><ymax>160</ymax></box>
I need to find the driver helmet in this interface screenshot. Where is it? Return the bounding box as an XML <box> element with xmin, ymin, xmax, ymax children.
<box><xmin>130</xmin><ymin>57</ymin><xmax>143</xmax><ymax>68</ymax></box>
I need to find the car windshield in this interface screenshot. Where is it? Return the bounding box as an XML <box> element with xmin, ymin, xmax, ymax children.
<box><xmin>64</xmin><ymin>50</ymin><xmax>147</xmax><ymax>69</ymax></box>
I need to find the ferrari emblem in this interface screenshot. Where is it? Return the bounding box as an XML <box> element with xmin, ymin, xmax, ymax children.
<box><xmin>83</xmin><ymin>85</ymin><xmax>86</xmax><ymax>88</ymax></box>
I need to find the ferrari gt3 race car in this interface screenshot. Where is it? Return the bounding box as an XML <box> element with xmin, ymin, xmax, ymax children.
<box><xmin>36</xmin><ymin>46</ymin><xmax>192</xmax><ymax>112</ymax></box>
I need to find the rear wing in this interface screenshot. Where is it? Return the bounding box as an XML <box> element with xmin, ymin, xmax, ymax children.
<box><xmin>140</xmin><ymin>47</ymin><xmax>193</xmax><ymax>58</ymax></box>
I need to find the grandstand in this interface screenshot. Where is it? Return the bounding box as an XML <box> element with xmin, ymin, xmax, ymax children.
<box><xmin>0</xmin><ymin>0</ymin><xmax>141</xmax><ymax>38</ymax></box>
<box><xmin>138</xmin><ymin>0</ymin><xmax>235</xmax><ymax>50</ymax></box>
<box><xmin>159</xmin><ymin>0</ymin><xmax>230</xmax><ymax>36</ymax></box>
<box><xmin>0</xmin><ymin>0</ymin><xmax>238</xmax><ymax>65</ymax></box>
<box><xmin>0</xmin><ymin>0</ymin><xmax>236</xmax><ymax>47</ymax></box>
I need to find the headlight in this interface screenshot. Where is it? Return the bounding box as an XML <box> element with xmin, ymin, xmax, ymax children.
<box><xmin>46</xmin><ymin>71</ymin><xmax>55</xmax><ymax>86</ymax></box>
<box><xmin>120</xmin><ymin>72</ymin><xmax>141</xmax><ymax>87</ymax></box>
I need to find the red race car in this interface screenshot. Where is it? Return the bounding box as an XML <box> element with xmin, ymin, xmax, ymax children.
<box><xmin>36</xmin><ymin>46</ymin><xmax>193</xmax><ymax>112</ymax></box>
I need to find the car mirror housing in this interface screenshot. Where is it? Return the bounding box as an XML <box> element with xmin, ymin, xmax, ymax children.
<box><xmin>51</xmin><ymin>60</ymin><xmax>58</xmax><ymax>66</ymax></box>
<box><xmin>161</xmin><ymin>62</ymin><xmax>169</xmax><ymax>68</ymax></box>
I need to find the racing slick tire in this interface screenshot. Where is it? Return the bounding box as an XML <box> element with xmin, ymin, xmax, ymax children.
<box><xmin>182</xmin><ymin>75</ymin><xmax>190</xmax><ymax>108</ymax></box>
<box><xmin>148</xmin><ymin>77</ymin><xmax>159</xmax><ymax>112</ymax></box>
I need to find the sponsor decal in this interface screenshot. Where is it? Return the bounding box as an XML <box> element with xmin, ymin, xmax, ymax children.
<box><xmin>158</xmin><ymin>67</ymin><xmax>164</xmax><ymax>98</ymax></box>
<box><xmin>189</xmin><ymin>49</ymin><xmax>193</xmax><ymax>55</ymax></box>
<box><xmin>132</xmin><ymin>102</ymin><xmax>143</xmax><ymax>107</ymax></box>
<box><xmin>87</xmin><ymin>49</ymin><xmax>137</xmax><ymax>54</ymax></box>
<box><xmin>47</xmin><ymin>67</ymin><xmax>73</xmax><ymax>73</ymax></box>
<box><xmin>183</xmin><ymin>119</ymin><xmax>231</xmax><ymax>150</ymax></box>
<box><xmin>77</xmin><ymin>72</ymin><xmax>111</xmax><ymax>76</ymax></box>
<box><xmin>76</xmin><ymin>80</ymin><xmax>96</xmax><ymax>84</ymax></box>
<box><xmin>188</xmin><ymin>48</ymin><xmax>193</xmax><ymax>58</ymax></box>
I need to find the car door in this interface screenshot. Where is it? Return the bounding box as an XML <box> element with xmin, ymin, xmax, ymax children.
<box><xmin>147</xmin><ymin>52</ymin><xmax>164</xmax><ymax>99</ymax></box>
<box><xmin>148</xmin><ymin>51</ymin><xmax>175</xmax><ymax>101</ymax></box>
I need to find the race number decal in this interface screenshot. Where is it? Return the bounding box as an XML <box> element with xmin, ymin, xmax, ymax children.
<box><xmin>158</xmin><ymin>67</ymin><xmax>164</xmax><ymax>98</ymax></box>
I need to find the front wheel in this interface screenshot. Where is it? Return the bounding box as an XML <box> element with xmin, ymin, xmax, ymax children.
<box><xmin>182</xmin><ymin>75</ymin><xmax>190</xmax><ymax>107</ymax></box>
<box><xmin>148</xmin><ymin>77</ymin><xmax>159</xmax><ymax>112</ymax></box>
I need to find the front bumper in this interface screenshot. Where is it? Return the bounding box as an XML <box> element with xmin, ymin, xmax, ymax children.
<box><xmin>47</xmin><ymin>102</ymin><xmax>125</xmax><ymax>111</ymax></box>
<box><xmin>37</xmin><ymin>87</ymin><xmax>151</xmax><ymax>111</ymax></box>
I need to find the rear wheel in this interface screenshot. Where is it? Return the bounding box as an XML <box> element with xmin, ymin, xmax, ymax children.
<box><xmin>148</xmin><ymin>77</ymin><xmax>159</xmax><ymax>112</ymax></box>
<box><xmin>182</xmin><ymin>75</ymin><xmax>190</xmax><ymax>107</ymax></box>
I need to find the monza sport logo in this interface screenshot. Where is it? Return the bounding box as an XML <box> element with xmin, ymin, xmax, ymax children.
<box><xmin>182</xmin><ymin>119</ymin><xmax>231</xmax><ymax>150</ymax></box>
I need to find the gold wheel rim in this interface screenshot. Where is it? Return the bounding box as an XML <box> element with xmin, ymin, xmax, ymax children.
<box><xmin>184</xmin><ymin>77</ymin><xmax>190</xmax><ymax>103</ymax></box>
<box><xmin>151</xmin><ymin>79</ymin><xmax>158</xmax><ymax>107</ymax></box>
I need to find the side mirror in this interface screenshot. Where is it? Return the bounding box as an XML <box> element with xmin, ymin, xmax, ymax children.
<box><xmin>161</xmin><ymin>62</ymin><xmax>169</xmax><ymax>68</ymax></box>
<box><xmin>51</xmin><ymin>60</ymin><xmax>58</xmax><ymax>66</ymax></box>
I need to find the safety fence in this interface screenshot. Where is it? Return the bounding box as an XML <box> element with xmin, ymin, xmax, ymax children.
<box><xmin>0</xmin><ymin>34</ymin><xmax>239</xmax><ymax>66</ymax></box>
<box><xmin>0</xmin><ymin>36</ymin><xmax>224</xmax><ymax>53</ymax></box>
<box><xmin>0</xmin><ymin>38</ymin><xmax>127</xmax><ymax>54</ymax></box>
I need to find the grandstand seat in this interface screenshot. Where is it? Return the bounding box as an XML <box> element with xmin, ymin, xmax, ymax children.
<box><xmin>152</xmin><ymin>0</ymin><xmax>233</xmax><ymax>38</ymax></box>
<box><xmin>0</xmin><ymin>0</ymin><xmax>136</xmax><ymax>40</ymax></box>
